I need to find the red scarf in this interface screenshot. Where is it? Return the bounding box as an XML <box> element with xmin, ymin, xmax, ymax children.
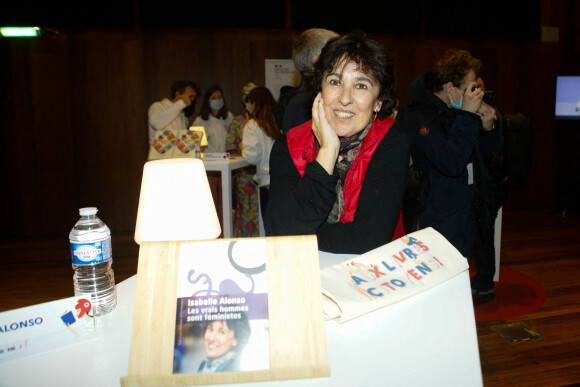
<box><xmin>286</xmin><ymin>118</ymin><xmax>406</xmax><ymax>240</ymax></box>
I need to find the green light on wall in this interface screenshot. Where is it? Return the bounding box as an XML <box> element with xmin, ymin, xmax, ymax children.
<box><xmin>0</xmin><ymin>27</ymin><xmax>41</xmax><ymax>37</ymax></box>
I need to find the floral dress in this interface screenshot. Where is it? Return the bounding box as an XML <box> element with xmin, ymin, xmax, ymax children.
<box><xmin>227</xmin><ymin>113</ymin><xmax>260</xmax><ymax>237</ymax></box>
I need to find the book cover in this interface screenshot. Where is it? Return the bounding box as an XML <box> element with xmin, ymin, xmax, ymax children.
<box><xmin>149</xmin><ymin>129</ymin><xmax>204</xmax><ymax>160</ymax></box>
<box><xmin>172</xmin><ymin>239</ymin><xmax>270</xmax><ymax>374</ymax></box>
<box><xmin>148</xmin><ymin>129</ymin><xmax>178</xmax><ymax>160</ymax></box>
<box><xmin>174</xmin><ymin>130</ymin><xmax>203</xmax><ymax>158</ymax></box>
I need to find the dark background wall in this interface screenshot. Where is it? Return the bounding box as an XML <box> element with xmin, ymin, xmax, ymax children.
<box><xmin>1</xmin><ymin>0</ymin><xmax>579</xmax><ymax>239</ymax></box>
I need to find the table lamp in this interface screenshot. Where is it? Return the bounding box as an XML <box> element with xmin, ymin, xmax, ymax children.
<box><xmin>189</xmin><ymin>125</ymin><xmax>207</xmax><ymax>145</ymax></box>
<box><xmin>188</xmin><ymin>126</ymin><xmax>207</xmax><ymax>159</ymax></box>
<box><xmin>134</xmin><ymin>158</ymin><xmax>221</xmax><ymax>245</ymax></box>
<box><xmin>190</xmin><ymin>126</ymin><xmax>208</xmax><ymax>147</ymax></box>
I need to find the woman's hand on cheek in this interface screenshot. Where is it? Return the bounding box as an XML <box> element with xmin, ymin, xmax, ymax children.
<box><xmin>312</xmin><ymin>93</ymin><xmax>340</xmax><ymax>175</ymax></box>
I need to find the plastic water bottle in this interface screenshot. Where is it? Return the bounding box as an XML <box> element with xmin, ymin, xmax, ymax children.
<box><xmin>69</xmin><ymin>207</ymin><xmax>117</xmax><ymax>316</ymax></box>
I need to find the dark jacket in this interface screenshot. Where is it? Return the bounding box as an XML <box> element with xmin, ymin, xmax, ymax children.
<box><xmin>274</xmin><ymin>82</ymin><xmax>311</xmax><ymax>134</ymax></box>
<box><xmin>399</xmin><ymin>71</ymin><xmax>503</xmax><ymax>257</ymax></box>
<box><xmin>265</xmin><ymin>119</ymin><xmax>410</xmax><ymax>254</ymax></box>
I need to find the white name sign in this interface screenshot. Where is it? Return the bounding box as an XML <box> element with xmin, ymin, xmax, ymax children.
<box><xmin>0</xmin><ymin>296</ymin><xmax>95</xmax><ymax>362</ymax></box>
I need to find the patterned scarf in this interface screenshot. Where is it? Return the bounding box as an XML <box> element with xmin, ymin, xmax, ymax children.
<box><xmin>326</xmin><ymin>122</ymin><xmax>373</xmax><ymax>223</ymax></box>
<box><xmin>198</xmin><ymin>350</ymin><xmax>236</xmax><ymax>373</ymax></box>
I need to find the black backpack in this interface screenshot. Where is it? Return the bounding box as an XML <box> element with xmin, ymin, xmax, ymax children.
<box><xmin>501</xmin><ymin>112</ymin><xmax>533</xmax><ymax>183</ymax></box>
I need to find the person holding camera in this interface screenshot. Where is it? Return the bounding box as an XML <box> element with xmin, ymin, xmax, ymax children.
<box><xmin>398</xmin><ymin>49</ymin><xmax>502</xmax><ymax>303</ymax></box>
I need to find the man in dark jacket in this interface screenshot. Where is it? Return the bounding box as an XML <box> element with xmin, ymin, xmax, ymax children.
<box><xmin>274</xmin><ymin>28</ymin><xmax>338</xmax><ymax>133</ymax></box>
<box><xmin>398</xmin><ymin>49</ymin><xmax>503</xmax><ymax>304</ymax></box>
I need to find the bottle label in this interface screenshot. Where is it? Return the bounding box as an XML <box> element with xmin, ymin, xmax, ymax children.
<box><xmin>71</xmin><ymin>238</ymin><xmax>112</xmax><ymax>265</ymax></box>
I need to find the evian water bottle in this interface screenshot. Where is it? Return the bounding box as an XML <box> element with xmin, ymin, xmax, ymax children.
<box><xmin>69</xmin><ymin>207</ymin><xmax>117</xmax><ymax>316</ymax></box>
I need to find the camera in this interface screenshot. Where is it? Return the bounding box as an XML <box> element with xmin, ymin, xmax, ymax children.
<box><xmin>483</xmin><ymin>90</ymin><xmax>496</xmax><ymax>104</ymax></box>
<box><xmin>471</xmin><ymin>84</ymin><xmax>496</xmax><ymax>104</ymax></box>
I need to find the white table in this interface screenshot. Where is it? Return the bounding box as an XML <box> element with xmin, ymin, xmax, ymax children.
<box><xmin>0</xmin><ymin>252</ymin><xmax>482</xmax><ymax>387</ymax></box>
<box><xmin>203</xmin><ymin>156</ymin><xmax>249</xmax><ymax>238</ymax></box>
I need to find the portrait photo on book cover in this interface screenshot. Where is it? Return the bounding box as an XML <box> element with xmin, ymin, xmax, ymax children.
<box><xmin>173</xmin><ymin>239</ymin><xmax>270</xmax><ymax>374</ymax></box>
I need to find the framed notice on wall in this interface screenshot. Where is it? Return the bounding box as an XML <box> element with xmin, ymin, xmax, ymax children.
<box><xmin>264</xmin><ymin>59</ymin><xmax>300</xmax><ymax>101</ymax></box>
<box><xmin>121</xmin><ymin>235</ymin><xmax>329</xmax><ymax>387</ymax></box>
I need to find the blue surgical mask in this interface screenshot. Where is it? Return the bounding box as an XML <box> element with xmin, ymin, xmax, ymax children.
<box><xmin>210</xmin><ymin>98</ymin><xmax>224</xmax><ymax>111</ymax></box>
<box><xmin>448</xmin><ymin>87</ymin><xmax>463</xmax><ymax>109</ymax></box>
<box><xmin>244</xmin><ymin>103</ymin><xmax>252</xmax><ymax>113</ymax></box>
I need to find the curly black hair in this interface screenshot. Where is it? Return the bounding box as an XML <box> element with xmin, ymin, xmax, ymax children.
<box><xmin>304</xmin><ymin>32</ymin><xmax>398</xmax><ymax>120</ymax></box>
<box><xmin>201</xmin><ymin>312</ymin><xmax>251</xmax><ymax>352</ymax></box>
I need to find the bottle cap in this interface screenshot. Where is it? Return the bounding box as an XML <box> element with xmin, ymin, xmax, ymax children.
<box><xmin>79</xmin><ymin>207</ymin><xmax>98</xmax><ymax>216</ymax></box>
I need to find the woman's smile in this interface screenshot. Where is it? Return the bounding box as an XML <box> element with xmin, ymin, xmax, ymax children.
<box><xmin>204</xmin><ymin>321</ymin><xmax>237</xmax><ymax>358</ymax></box>
<box><xmin>334</xmin><ymin>109</ymin><xmax>355</xmax><ymax>119</ymax></box>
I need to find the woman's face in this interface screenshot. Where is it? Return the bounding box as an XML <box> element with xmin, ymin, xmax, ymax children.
<box><xmin>204</xmin><ymin>321</ymin><xmax>237</xmax><ymax>358</ymax></box>
<box><xmin>209</xmin><ymin>90</ymin><xmax>223</xmax><ymax>102</ymax></box>
<box><xmin>321</xmin><ymin>60</ymin><xmax>382</xmax><ymax>138</ymax></box>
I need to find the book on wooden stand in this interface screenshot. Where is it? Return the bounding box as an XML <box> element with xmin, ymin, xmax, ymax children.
<box><xmin>120</xmin><ymin>235</ymin><xmax>329</xmax><ymax>386</ymax></box>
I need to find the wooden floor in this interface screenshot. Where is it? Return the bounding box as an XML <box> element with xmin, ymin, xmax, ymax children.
<box><xmin>1</xmin><ymin>208</ymin><xmax>579</xmax><ymax>386</ymax></box>
<box><xmin>476</xmin><ymin>208</ymin><xmax>580</xmax><ymax>386</ymax></box>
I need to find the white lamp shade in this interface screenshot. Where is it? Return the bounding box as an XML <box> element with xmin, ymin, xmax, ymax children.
<box><xmin>134</xmin><ymin>158</ymin><xmax>221</xmax><ymax>245</ymax></box>
<box><xmin>189</xmin><ymin>126</ymin><xmax>208</xmax><ymax>147</ymax></box>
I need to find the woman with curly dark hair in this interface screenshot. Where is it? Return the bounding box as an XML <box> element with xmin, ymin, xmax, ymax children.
<box><xmin>265</xmin><ymin>32</ymin><xmax>410</xmax><ymax>254</ymax></box>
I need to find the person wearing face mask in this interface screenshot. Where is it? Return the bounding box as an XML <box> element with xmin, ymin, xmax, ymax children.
<box><xmin>226</xmin><ymin>82</ymin><xmax>261</xmax><ymax>237</ymax></box>
<box><xmin>193</xmin><ymin>85</ymin><xmax>234</xmax><ymax>153</ymax></box>
<box><xmin>147</xmin><ymin>80</ymin><xmax>199</xmax><ymax>148</ymax></box>
<box><xmin>398</xmin><ymin>49</ymin><xmax>503</xmax><ymax>303</ymax></box>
